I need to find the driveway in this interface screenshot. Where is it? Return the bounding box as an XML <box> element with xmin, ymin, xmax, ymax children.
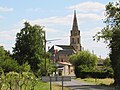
<box><xmin>54</xmin><ymin>79</ymin><xmax>117</xmax><ymax>90</ymax></box>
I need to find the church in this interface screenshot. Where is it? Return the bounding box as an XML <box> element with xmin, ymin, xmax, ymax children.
<box><xmin>48</xmin><ymin>10</ymin><xmax>82</xmax><ymax>76</ymax></box>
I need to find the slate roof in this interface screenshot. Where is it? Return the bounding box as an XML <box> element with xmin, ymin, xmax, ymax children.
<box><xmin>48</xmin><ymin>45</ymin><xmax>76</xmax><ymax>55</ymax></box>
<box><xmin>56</xmin><ymin>45</ymin><xmax>75</xmax><ymax>50</ymax></box>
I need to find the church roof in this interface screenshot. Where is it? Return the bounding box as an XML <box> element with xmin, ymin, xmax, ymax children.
<box><xmin>56</xmin><ymin>45</ymin><xmax>74</xmax><ymax>50</ymax></box>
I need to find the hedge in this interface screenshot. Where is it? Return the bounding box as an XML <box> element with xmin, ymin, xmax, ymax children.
<box><xmin>77</xmin><ymin>71</ymin><xmax>113</xmax><ymax>79</ymax></box>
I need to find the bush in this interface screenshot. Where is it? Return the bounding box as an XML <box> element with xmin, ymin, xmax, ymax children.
<box><xmin>78</xmin><ymin>71</ymin><xmax>114</xmax><ymax>79</ymax></box>
<box><xmin>70</xmin><ymin>51</ymin><xmax>98</xmax><ymax>78</ymax></box>
<box><xmin>0</xmin><ymin>71</ymin><xmax>38</xmax><ymax>90</ymax></box>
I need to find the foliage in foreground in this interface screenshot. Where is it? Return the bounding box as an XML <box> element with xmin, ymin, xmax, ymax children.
<box><xmin>0</xmin><ymin>46</ymin><xmax>19</xmax><ymax>73</ymax></box>
<box><xmin>93</xmin><ymin>0</ymin><xmax>120</xmax><ymax>85</ymax></box>
<box><xmin>0</xmin><ymin>71</ymin><xmax>38</xmax><ymax>90</ymax></box>
<box><xmin>0</xmin><ymin>71</ymin><xmax>70</xmax><ymax>90</ymax></box>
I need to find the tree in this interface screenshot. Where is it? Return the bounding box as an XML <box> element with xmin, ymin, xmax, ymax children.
<box><xmin>69</xmin><ymin>51</ymin><xmax>98</xmax><ymax>77</ymax></box>
<box><xmin>13</xmin><ymin>22</ymin><xmax>45</xmax><ymax>73</ymax></box>
<box><xmin>94</xmin><ymin>1</ymin><xmax>120</xmax><ymax>85</ymax></box>
<box><xmin>0</xmin><ymin>46</ymin><xmax>19</xmax><ymax>73</ymax></box>
<box><xmin>103</xmin><ymin>58</ymin><xmax>111</xmax><ymax>67</ymax></box>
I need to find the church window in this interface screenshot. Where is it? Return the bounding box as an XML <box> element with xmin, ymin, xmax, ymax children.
<box><xmin>77</xmin><ymin>38</ymin><xmax>79</xmax><ymax>43</ymax></box>
<box><xmin>76</xmin><ymin>46</ymin><xmax>78</xmax><ymax>49</ymax></box>
<box><xmin>61</xmin><ymin>58</ymin><xmax>63</xmax><ymax>62</ymax></box>
<box><xmin>72</xmin><ymin>38</ymin><xmax>74</xmax><ymax>43</ymax></box>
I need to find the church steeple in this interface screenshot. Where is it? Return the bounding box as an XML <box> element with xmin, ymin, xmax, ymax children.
<box><xmin>70</xmin><ymin>10</ymin><xmax>81</xmax><ymax>52</ymax></box>
<box><xmin>72</xmin><ymin>10</ymin><xmax>78</xmax><ymax>31</ymax></box>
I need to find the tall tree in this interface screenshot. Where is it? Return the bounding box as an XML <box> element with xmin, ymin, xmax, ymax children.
<box><xmin>94</xmin><ymin>1</ymin><xmax>120</xmax><ymax>85</ymax></box>
<box><xmin>13</xmin><ymin>22</ymin><xmax>45</xmax><ymax>72</ymax></box>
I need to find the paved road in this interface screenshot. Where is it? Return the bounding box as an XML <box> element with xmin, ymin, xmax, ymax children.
<box><xmin>54</xmin><ymin>79</ymin><xmax>117</xmax><ymax>90</ymax></box>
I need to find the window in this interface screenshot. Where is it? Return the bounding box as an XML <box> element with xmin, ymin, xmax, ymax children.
<box><xmin>76</xmin><ymin>46</ymin><xmax>78</xmax><ymax>49</ymax></box>
<box><xmin>72</xmin><ymin>38</ymin><xmax>74</xmax><ymax>43</ymax></box>
<box><xmin>77</xmin><ymin>38</ymin><xmax>79</xmax><ymax>43</ymax></box>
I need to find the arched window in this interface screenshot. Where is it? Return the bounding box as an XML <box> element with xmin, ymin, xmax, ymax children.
<box><xmin>77</xmin><ymin>38</ymin><xmax>79</xmax><ymax>43</ymax></box>
<box><xmin>72</xmin><ymin>38</ymin><xmax>74</xmax><ymax>43</ymax></box>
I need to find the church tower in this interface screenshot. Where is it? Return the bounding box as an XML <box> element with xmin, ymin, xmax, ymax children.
<box><xmin>70</xmin><ymin>10</ymin><xmax>81</xmax><ymax>52</ymax></box>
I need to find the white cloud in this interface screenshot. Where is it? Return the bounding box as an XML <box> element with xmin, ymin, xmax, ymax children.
<box><xmin>81</xmin><ymin>27</ymin><xmax>109</xmax><ymax>58</ymax></box>
<box><xmin>44</xmin><ymin>27</ymin><xmax>58</xmax><ymax>33</ymax></box>
<box><xmin>68</xmin><ymin>1</ymin><xmax>105</xmax><ymax>12</ymax></box>
<box><xmin>27</xmin><ymin>8</ymin><xmax>41</xmax><ymax>12</ymax></box>
<box><xmin>0</xmin><ymin>6</ymin><xmax>14</xmax><ymax>12</ymax></box>
<box><xmin>0</xmin><ymin>29</ymin><xmax>17</xmax><ymax>40</ymax></box>
<box><xmin>0</xmin><ymin>16</ymin><xmax>3</xmax><ymax>20</ymax></box>
<box><xmin>25</xmin><ymin>16</ymin><xmax>71</xmax><ymax>26</ymax></box>
<box><xmin>78</xmin><ymin>13</ymin><xmax>103</xmax><ymax>21</ymax></box>
<box><xmin>82</xmin><ymin>27</ymin><xmax>103</xmax><ymax>38</ymax></box>
<box><xmin>21</xmin><ymin>12</ymin><xmax>103</xmax><ymax>27</ymax></box>
<box><xmin>0</xmin><ymin>43</ymin><xmax>5</xmax><ymax>46</ymax></box>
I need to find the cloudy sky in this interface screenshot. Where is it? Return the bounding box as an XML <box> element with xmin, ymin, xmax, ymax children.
<box><xmin>0</xmin><ymin>0</ymin><xmax>115</xmax><ymax>58</ymax></box>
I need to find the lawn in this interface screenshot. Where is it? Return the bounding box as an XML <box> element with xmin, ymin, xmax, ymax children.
<box><xmin>1</xmin><ymin>80</ymin><xmax>71</xmax><ymax>90</ymax></box>
<box><xmin>77</xmin><ymin>78</ymin><xmax>114</xmax><ymax>85</ymax></box>
<box><xmin>35</xmin><ymin>81</ymin><xmax>71</xmax><ymax>90</ymax></box>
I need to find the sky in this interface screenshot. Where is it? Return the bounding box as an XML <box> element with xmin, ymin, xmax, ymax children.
<box><xmin>0</xmin><ymin>0</ymin><xmax>116</xmax><ymax>58</ymax></box>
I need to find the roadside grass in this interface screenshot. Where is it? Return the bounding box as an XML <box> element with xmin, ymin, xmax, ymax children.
<box><xmin>1</xmin><ymin>81</ymin><xmax>71</xmax><ymax>90</ymax></box>
<box><xmin>77</xmin><ymin>78</ymin><xmax>114</xmax><ymax>85</ymax></box>
<box><xmin>35</xmin><ymin>81</ymin><xmax>71</xmax><ymax>90</ymax></box>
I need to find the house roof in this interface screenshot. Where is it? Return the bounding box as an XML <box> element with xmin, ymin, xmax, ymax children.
<box><xmin>58</xmin><ymin>61</ymin><xmax>72</xmax><ymax>65</ymax></box>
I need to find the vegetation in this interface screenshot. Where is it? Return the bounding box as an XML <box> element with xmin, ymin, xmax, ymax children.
<box><xmin>77</xmin><ymin>78</ymin><xmax>114</xmax><ymax>85</ymax></box>
<box><xmin>13</xmin><ymin>22</ymin><xmax>45</xmax><ymax>73</ymax></box>
<box><xmin>0</xmin><ymin>71</ymin><xmax>70</xmax><ymax>90</ymax></box>
<box><xmin>69</xmin><ymin>51</ymin><xmax>98</xmax><ymax>78</ymax></box>
<box><xmin>0</xmin><ymin>22</ymin><xmax>57</xmax><ymax>90</ymax></box>
<box><xmin>0</xmin><ymin>71</ymin><xmax>38</xmax><ymax>90</ymax></box>
<box><xmin>12</xmin><ymin>22</ymin><xmax>53</xmax><ymax>76</ymax></box>
<box><xmin>94</xmin><ymin>0</ymin><xmax>120</xmax><ymax>86</ymax></box>
<box><xmin>0</xmin><ymin>46</ymin><xmax>19</xmax><ymax>73</ymax></box>
<box><xmin>103</xmin><ymin>58</ymin><xmax>111</xmax><ymax>67</ymax></box>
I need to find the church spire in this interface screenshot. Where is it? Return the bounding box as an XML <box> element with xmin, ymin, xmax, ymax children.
<box><xmin>70</xmin><ymin>10</ymin><xmax>81</xmax><ymax>52</ymax></box>
<box><xmin>72</xmin><ymin>10</ymin><xmax>78</xmax><ymax>31</ymax></box>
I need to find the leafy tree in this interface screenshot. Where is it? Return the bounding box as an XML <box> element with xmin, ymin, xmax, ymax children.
<box><xmin>103</xmin><ymin>58</ymin><xmax>111</xmax><ymax>67</ymax></box>
<box><xmin>69</xmin><ymin>51</ymin><xmax>98</xmax><ymax>77</ymax></box>
<box><xmin>0</xmin><ymin>46</ymin><xmax>19</xmax><ymax>73</ymax></box>
<box><xmin>18</xmin><ymin>62</ymin><xmax>31</xmax><ymax>72</ymax></box>
<box><xmin>13</xmin><ymin>22</ymin><xmax>45</xmax><ymax>73</ymax></box>
<box><xmin>37</xmin><ymin>58</ymin><xmax>54</xmax><ymax>76</ymax></box>
<box><xmin>0</xmin><ymin>71</ymin><xmax>38</xmax><ymax>90</ymax></box>
<box><xmin>94</xmin><ymin>1</ymin><xmax>120</xmax><ymax>85</ymax></box>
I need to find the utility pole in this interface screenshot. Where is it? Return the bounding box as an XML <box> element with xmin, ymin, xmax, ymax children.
<box><xmin>43</xmin><ymin>31</ymin><xmax>47</xmax><ymax>76</ymax></box>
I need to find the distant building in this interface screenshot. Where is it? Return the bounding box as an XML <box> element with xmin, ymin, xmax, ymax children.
<box><xmin>97</xmin><ymin>58</ymin><xmax>104</xmax><ymax>70</ymax></box>
<box><xmin>48</xmin><ymin>10</ymin><xmax>82</xmax><ymax>76</ymax></box>
<box><xmin>70</xmin><ymin>10</ymin><xmax>82</xmax><ymax>52</ymax></box>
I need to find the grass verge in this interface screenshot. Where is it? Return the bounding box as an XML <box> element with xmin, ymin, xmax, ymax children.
<box><xmin>77</xmin><ymin>78</ymin><xmax>114</xmax><ymax>85</ymax></box>
<box><xmin>35</xmin><ymin>81</ymin><xmax>71</xmax><ymax>90</ymax></box>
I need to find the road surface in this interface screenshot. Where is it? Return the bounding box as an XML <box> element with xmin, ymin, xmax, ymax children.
<box><xmin>54</xmin><ymin>79</ymin><xmax>117</xmax><ymax>90</ymax></box>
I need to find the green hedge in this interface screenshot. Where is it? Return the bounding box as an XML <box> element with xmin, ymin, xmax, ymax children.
<box><xmin>78</xmin><ymin>71</ymin><xmax>113</xmax><ymax>79</ymax></box>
